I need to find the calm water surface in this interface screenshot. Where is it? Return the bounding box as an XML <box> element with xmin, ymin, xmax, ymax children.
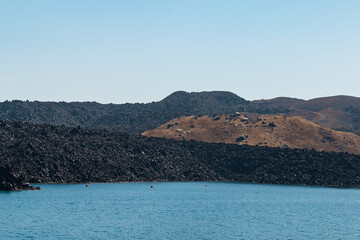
<box><xmin>1</xmin><ymin>182</ymin><xmax>360</xmax><ymax>239</ymax></box>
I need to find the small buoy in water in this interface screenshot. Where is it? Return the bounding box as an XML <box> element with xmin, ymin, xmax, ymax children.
<box><xmin>150</xmin><ymin>185</ymin><xmax>153</xmax><ymax>188</ymax></box>
<box><xmin>86</xmin><ymin>184</ymin><xmax>89</xmax><ymax>187</ymax></box>
<box><xmin>205</xmin><ymin>185</ymin><xmax>208</xmax><ymax>187</ymax></box>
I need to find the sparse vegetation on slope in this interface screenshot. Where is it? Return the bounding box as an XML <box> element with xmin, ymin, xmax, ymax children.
<box><xmin>143</xmin><ymin>114</ymin><xmax>360</xmax><ymax>155</ymax></box>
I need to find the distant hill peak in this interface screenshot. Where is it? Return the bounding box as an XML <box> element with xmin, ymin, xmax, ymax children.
<box><xmin>295</xmin><ymin>95</ymin><xmax>360</xmax><ymax>112</ymax></box>
<box><xmin>252</xmin><ymin>97</ymin><xmax>305</xmax><ymax>107</ymax></box>
<box><xmin>161</xmin><ymin>91</ymin><xmax>248</xmax><ymax>105</ymax></box>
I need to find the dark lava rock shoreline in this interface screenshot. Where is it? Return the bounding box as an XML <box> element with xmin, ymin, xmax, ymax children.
<box><xmin>1</xmin><ymin>120</ymin><xmax>360</xmax><ymax>190</ymax></box>
<box><xmin>0</xmin><ymin>165</ymin><xmax>40</xmax><ymax>191</ymax></box>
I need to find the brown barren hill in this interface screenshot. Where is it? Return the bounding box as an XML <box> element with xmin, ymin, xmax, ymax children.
<box><xmin>142</xmin><ymin>114</ymin><xmax>360</xmax><ymax>155</ymax></box>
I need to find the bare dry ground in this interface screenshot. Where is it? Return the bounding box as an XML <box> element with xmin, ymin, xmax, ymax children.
<box><xmin>143</xmin><ymin>114</ymin><xmax>360</xmax><ymax>155</ymax></box>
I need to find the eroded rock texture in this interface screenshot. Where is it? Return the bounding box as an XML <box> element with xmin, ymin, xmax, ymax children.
<box><xmin>1</xmin><ymin>120</ymin><xmax>360</xmax><ymax>190</ymax></box>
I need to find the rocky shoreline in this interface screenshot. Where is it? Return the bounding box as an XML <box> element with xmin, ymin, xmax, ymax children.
<box><xmin>0</xmin><ymin>165</ymin><xmax>40</xmax><ymax>191</ymax></box>
<box><xmin>1</xmin><ymin>120</ymin><xmax>360</xmax><ymax>190</ymax></box>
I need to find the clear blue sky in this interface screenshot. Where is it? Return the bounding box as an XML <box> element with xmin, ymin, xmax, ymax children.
<box><xmin>1</xmin><ymin>0</ymin><xmax>359</xmax><ymax>103</ymax></box>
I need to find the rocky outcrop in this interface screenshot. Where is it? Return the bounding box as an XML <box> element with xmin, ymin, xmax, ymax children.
<box><xmin>0</xmin><ymin>165</ymin><xmax>40</xmax><ymax>191</ymax></box>
<box><xmin>2</xmin><ymin>120</ymin><xmax>360</xmax><ymax>189</ymax></box>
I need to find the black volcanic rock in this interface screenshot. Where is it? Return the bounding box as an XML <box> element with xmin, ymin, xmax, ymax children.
<box><xmin>161</xmin><ymin>91</ymin><xmax>248</xmax><ymax>109</ymax></box>
<box><xmin>0</xmin><ymin>165</ymin><xmax>40</xmax><ymax>191</ymax></box>
<box><xmin>1</xmin><ymin>120</ymin><xmax>360</xmax><ymax>190</ymax></box>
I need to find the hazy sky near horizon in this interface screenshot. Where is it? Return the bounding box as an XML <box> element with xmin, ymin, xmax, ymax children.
<box><xmin>1</xmin><ymin>0</ymin><xmax>359</xmax><ymax>103</ymax></box>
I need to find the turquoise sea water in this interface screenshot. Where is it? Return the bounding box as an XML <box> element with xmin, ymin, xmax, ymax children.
<box><xmin>1</xmin><ymin>182</ymin><xmax>360</xmax><ymax>239</ymax></box>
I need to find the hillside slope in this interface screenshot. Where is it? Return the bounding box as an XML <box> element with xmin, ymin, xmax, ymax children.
<box><xmin>294</xmin><ymin>95</ymin><xmax>360</xmax><ymax>112</ymax></box>
<box><xmin>0</xmin><ymin>91</ymin><xmax>249</xmax><ymax>134</ymax></box>
<box><xmin>143</xmin><ymin>114</ymin><xmax>360</xmax><ymax>155</ymax></box>
<box><xmin>0</xmin><ymin>92</ymin><xmax>359</xmax><ymax>135</ymax></box>
<box><xmin>242</xmin><ymin>95</ymin><xmax>360</xmax><ymax>135</ymax></box>
<box><xmin>2</xmin><ymin>121</ymin><xmax>360</xmax><ymax>189</ymax></box>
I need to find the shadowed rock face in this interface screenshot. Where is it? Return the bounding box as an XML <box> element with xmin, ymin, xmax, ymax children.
<box><xmin>0</xmin><ymin>165</ymin><xmax>40</xmax><ymax>191</ymax></box>
<box><xmin>2</xmin><ymin>120</ymin><xmax>360</xmax><ymax>190</ymax></box>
